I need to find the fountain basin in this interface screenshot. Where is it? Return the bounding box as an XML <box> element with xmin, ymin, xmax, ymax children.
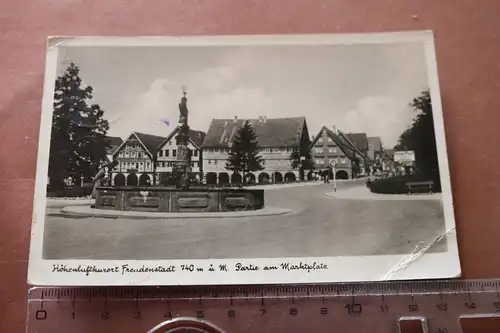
<box><xmin>94</xmin><ymin>186</ymin><xmax>264</xmax><ymax>212</ymax></box>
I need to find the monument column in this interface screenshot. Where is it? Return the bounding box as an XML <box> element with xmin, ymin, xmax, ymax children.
<box><xmin>171</xmin><ymin>89</ymin><xmax>192</xmax><ymax>189</ymax></box>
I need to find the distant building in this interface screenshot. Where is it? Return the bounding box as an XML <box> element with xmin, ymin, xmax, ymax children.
<box><xmin>156</xmin><ymin>126</ymin><xmax>206</xmax><ymax>185</ymax></box>
<box><xmin>104</xmin><ymin>136</ymin><xmax>123</xmax><ymax>163</ymax></box>
<box><xmin>339</xmin><ymin>132</ymin><xmax>371</xmax><ymax>175</ymax></box>
<box><xmin>201</xmin><ymin>116</ymin><xmax>311</xmax><ymax>185</ymax></box>
<box><xmin>346</xmin><ymin>132</ymin><xmax>369</xmax><ymax>156</ymax></box>
<box><xmin>367</xmin><ymin>137</ymin><xmax>383</xmax><ymax>161</ymax></box>
<box><xmin>310</xmin><ymin>126</ymin><xmax>362</xmax><ymax>179</ymax></box>
<box><xmin>110</xmin><ymin>132</ymin><xmax>166</xmax><ymax>186</ymax></box>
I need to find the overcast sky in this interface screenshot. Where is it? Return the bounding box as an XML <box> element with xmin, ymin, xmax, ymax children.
<box><xmin>56</xmin><ymin>41</ymin><xmax>431</xmax><ymax>148</ymax></box>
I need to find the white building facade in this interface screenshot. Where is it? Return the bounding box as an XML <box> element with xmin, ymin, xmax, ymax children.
<box><xmin>156</xmin><ymin>127</ymin><xmax>205</xmax><ymax>185</ymax></box>
<box><xmin>201</xmin><ymin>116</ymin><xmax>311</xmax><ymax>185</ymax></box>
<box><xmin>110</xmin><ymin>132</ymin><xmax>166</xmax><ymax>186</ymax></box>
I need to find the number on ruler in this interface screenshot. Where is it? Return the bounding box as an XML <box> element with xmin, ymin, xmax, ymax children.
<box><xmin>259</xmin><ymin>309</ymin><xmax>266</xmax><ymax>316</ymax></box>
<box><xmin>101</xmin><ymin>311</ymin><xmax>109</xmax><ymax>320</ymax></box>
<box><xmin>227</xmin><ymin>309</ymin><xmax>236</xmax><ymax>318</ymax></box>
<box><xmin>320</xmin><ymin>307</ymin><xmax>328</xmax><ymax>315</ymax></box>
<box><xmin>380</xmin><ymin>304</ymin><xmax>389</xmax><ymax>312</ymax></box>
<box><xmin>196</xmin><ymin>310</ymin><xmax>205</xmax><ymax>318</ymax></box>
<box><xmin>345</xmin><ymin>303</ymin><xmax>362</xmax><ymax>315</ymax></box>
<box><xmin>289</xmin><ymin>308</ymin><xmax>298</xmax><ymax>316</ymax></box>
<box><xmin>133</xmin><ymin>311</ymin><xmax>142</xmax><ymax>319</ymax></box>
<box><xmin>164</xmin><ymin>311</ymin><xmax>172</xmax><ymax>318</ymax></box>
<box><xmin>493</xmin><ymin>302</ymin><xmax>500</xmax><ymax>312</ymax></box>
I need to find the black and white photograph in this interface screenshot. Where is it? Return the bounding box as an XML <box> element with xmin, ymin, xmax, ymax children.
<box><xmin>28</xmin><ymin>32</ymin><xmax>460</xmax><ymax>285</ymax></box>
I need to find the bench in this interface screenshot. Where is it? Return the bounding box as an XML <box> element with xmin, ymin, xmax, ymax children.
<box><xmin>406</xmin><ymin>181</ymin><xmax>434</xmax><ymax>194</ymax></box>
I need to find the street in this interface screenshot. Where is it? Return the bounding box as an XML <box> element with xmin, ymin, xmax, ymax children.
<box><xmin>42</xmin><ymin>181</ymin><xmax>447</xmax><ymax>259</ymax></box>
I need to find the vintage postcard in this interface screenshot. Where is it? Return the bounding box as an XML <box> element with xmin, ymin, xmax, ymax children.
<box><xmin>28</xmin><ymin>32</ymin><xmax>460</xmax><ymax>286</ymax></box>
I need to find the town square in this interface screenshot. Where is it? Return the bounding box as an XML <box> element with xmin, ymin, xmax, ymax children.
<box><xmin>28</xmin><ymin>34</ymin><xmax>459</xmax><ymax>286</ymax></box>
<box><xmin>42</xmin><ymin>76</ymin><xmax>447</xmax><ymax>259</ymax></box>
<box><xmin>44</xmin><ymin>180</ymin><xmax>445</xmax><ymax>260</ymax></box>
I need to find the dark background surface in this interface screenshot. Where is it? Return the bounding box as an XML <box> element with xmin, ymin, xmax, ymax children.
<box><xmin>1</xmin><ymin>0</ymin><xmax>500</xmax><ymax>331</ymax></box>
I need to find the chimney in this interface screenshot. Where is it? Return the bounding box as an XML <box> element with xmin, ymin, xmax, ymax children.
<box><xmin>258</xmin><ymin>116</ymin><xmax>264</xmax><ymax>123</ymax></box>
<box><xmin>234</xmin><ymin>116</ymin><xmax>238</xmax><ymax>123</ymax></box>
<box><xmin>224</xmin><ymin>120</ymin><xmax>228</xmax><ymax>127</ymax></box>
<box><xmin>332</xmin><ymin>125</ymin><xmax>337</xmax><ymax>134</ymax></box>
<box><xmin>263</xmin><ymin>116</ymin><xmax>267</xmax><ymax>123</ymax></box>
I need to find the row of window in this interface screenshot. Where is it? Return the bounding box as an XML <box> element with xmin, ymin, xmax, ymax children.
<box><xmin>314</xmin><ymin>157</ymin><xmax>348</xmax><ymax>165</ymax></box>
<box><xmin>313</xmin><ymin>147</ymin><xmax>338</xmax><ymax>154</ymax></box>
<box><xmin>125</xmin><ymin>143</ymin><xmax>141</xmax><ymax>150</ymax></box>
<box><xmin>118</xmin><ymin>148</ymin><xmax>200</xmax><ymax>159</ymax></box>
<box><xmin>206</xmin><ymin>147</ymin><xmax>292</xmax><ymax>154</ymax></box>
<box><xmin>116</xmin><ymin>161</ymin><xmax>151</xmax><ymax>170</ymax></box>
<box><xmin>158</xmin><ymin>149</ymin><xmax>199</xmax><ymax>158</ymax></box>
<box><xmin>206</xmin><ymin>159</ymin><xmax>266</xmax><ymax>166</ymax></box>
<box><xmin>118</xmin><ymin>151</ymin><xmax>145</xmax><ymax>159</ymax></box>
<box><xmin>317</xmin><ymin>137</ymin><xmax>334</xmax><ymax>144</ymax></box>
<box><xmin>157</xmin><ymin>161</ymin><xmax>199</xmax><ymax>168</ymax></box>
<box><xmin>115</xmin><ymin>161</ymin><xmax>201</xmax><ymax>170</ymax></box>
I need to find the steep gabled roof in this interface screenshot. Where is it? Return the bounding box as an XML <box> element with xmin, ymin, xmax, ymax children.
<box><xmin>104</xmin><ymin>136</ymin><xmax>123</xmax><ymax>155</ymax></box>
<box><xmin>157</xmin><ymin>126</ymin><xmax>206</xmax><ymax>150</ymax></box>
<box><xmin>113</xmin><ymin>132</ymin><xmax>166</xmax><ymax>158</ymax></box>
<box><xmin>367</xmin><ymin>137</ymin><xmax>382</xmax><ymax>152</ymax></box>
<box><xmin>157</xmin><ymin>126</ymin><xmax>206</xmax><ymax>149</ymax></box>
<box><xmin>189</xmin><ymin>129</ymin><xmax>206</xmax><ymax>147</ymax></box>
<box><xmin>134</xmin><ymin>132</ymin><xmax>167</xmax><ymax>155</ymax></box>
<box><xmin>309</xmin><ymin>126</ymin><xmax>357</xmax><ymax>160</ymax></box>
<box><xmin>201</xmin><ymin>117</ymin><xmax>306</xmax><ymax>148</ymax></box>
<box><xmin>346</xmin><ymin>133</ymin><xmax>369</xmax><ymax>151</ymax></box>
<box><xmin>337</xmin><ymin>131</ymin><xmax>369</xmax><ymax>159</ymax></box>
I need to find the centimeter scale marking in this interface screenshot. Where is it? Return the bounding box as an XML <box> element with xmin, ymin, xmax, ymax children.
<box><xmin>27</xmin><ymin>280</ymin><xmax>500</xmax><ymax>333</ymax></box>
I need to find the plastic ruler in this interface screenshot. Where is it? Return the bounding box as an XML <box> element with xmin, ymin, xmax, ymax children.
<box><xmin>27</xmin><ymin>279</ymin><xmax>500</xmax><ymax>333</ymax></box>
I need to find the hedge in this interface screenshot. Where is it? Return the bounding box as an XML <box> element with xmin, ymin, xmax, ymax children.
<box><xmin>46</xmin><ymin>184</ymin><xmax>93</xmax><ymax>198</ymax></box>
<box><xmin>367</xmin><ymin>175</ymin><xmax>442</xmax><ymax>194</ymax></box>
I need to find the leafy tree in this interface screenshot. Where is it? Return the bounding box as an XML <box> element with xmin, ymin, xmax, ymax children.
<box><xmin>49</xmin><ymin>62</ymin><xmax>110</xmax><ymax>189</ymax></box>
<box><xmin>394</xmin><ymin>90</ymin><xmax>440</xmax><ymax>189</ymax></box>
<box><xmin>225</xmin><ymin>121</ymin><xmax>264</xmax><ymax>183</ymax></box>
<box><xmin>289</xmin><ymin>140</ymin><xmax>314</xmax><ymax>180</ymax></box>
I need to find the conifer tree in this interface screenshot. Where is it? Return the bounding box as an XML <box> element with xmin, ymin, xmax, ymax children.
<box><xmin>49</xmin><ymin>62</ymin><xmax>110</xmax><ymax>189</ymax></box>
<box><xmin>225</xmin><ymin>121</ymin><xmax>264</xmax><ymax>183</ymax></box>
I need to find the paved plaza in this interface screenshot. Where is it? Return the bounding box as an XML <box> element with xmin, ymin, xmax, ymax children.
<box><xmin>42</xmin><ymin>181</ymin><xmax>447</xmax><ymax>260</ymax></box>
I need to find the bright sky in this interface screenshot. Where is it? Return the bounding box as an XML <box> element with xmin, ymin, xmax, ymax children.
<box><xmin>56</xmin><ymin>40</ymin><xmax>431</xmax><ymax>148</ymax></box>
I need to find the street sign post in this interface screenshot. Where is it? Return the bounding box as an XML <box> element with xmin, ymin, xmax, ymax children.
<box><xmin>329</xmin><ymin>161</ymin><xmax>337</xmax><ymax>192</ymax></box>
<box><xmin>394</xmin><ymin>150</ymin><xmax>415</xmax><ymax>163</ymax></box>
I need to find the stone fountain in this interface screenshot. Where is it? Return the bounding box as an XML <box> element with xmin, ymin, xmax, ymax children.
<box><xmin>93</xmin><ymin>90</ymin><xmax>264</xmax><ymax>213</ymax></box>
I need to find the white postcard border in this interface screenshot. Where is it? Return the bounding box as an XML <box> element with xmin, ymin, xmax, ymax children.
<box><xmin>28</xmin><ymin>31</ymin><xmax>460</xmax><ymax>286</ymax></box>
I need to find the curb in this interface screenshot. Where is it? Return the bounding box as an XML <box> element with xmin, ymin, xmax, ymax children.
<box><xmin>59</xmin><ymin>205</ymin><xmax>293</xmax><ymax>219</ymax></box>
<box><xmin>324</xmin><ymin>190</ymin><xmax>442</xmax><ymax>201</ymax></box>
<box><xmin>46</xmin><ymin>199</ymin><xmax>94</xmax><ymax>208</ymax></box>
<box><xmin>246</xmin><ymin>178</ymin><xmax>366</xmax><ymax>191</ymax></box>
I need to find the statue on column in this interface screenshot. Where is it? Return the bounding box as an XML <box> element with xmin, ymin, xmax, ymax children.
<box><xmin>172</xmin><ymin>88</ymin><xmax>192</xmax><ymax>189</ymax></box>
<box><xmin>178</xmin><ymin>90</ymin><xmax>188</xmax><ymax>125</ymax></box>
